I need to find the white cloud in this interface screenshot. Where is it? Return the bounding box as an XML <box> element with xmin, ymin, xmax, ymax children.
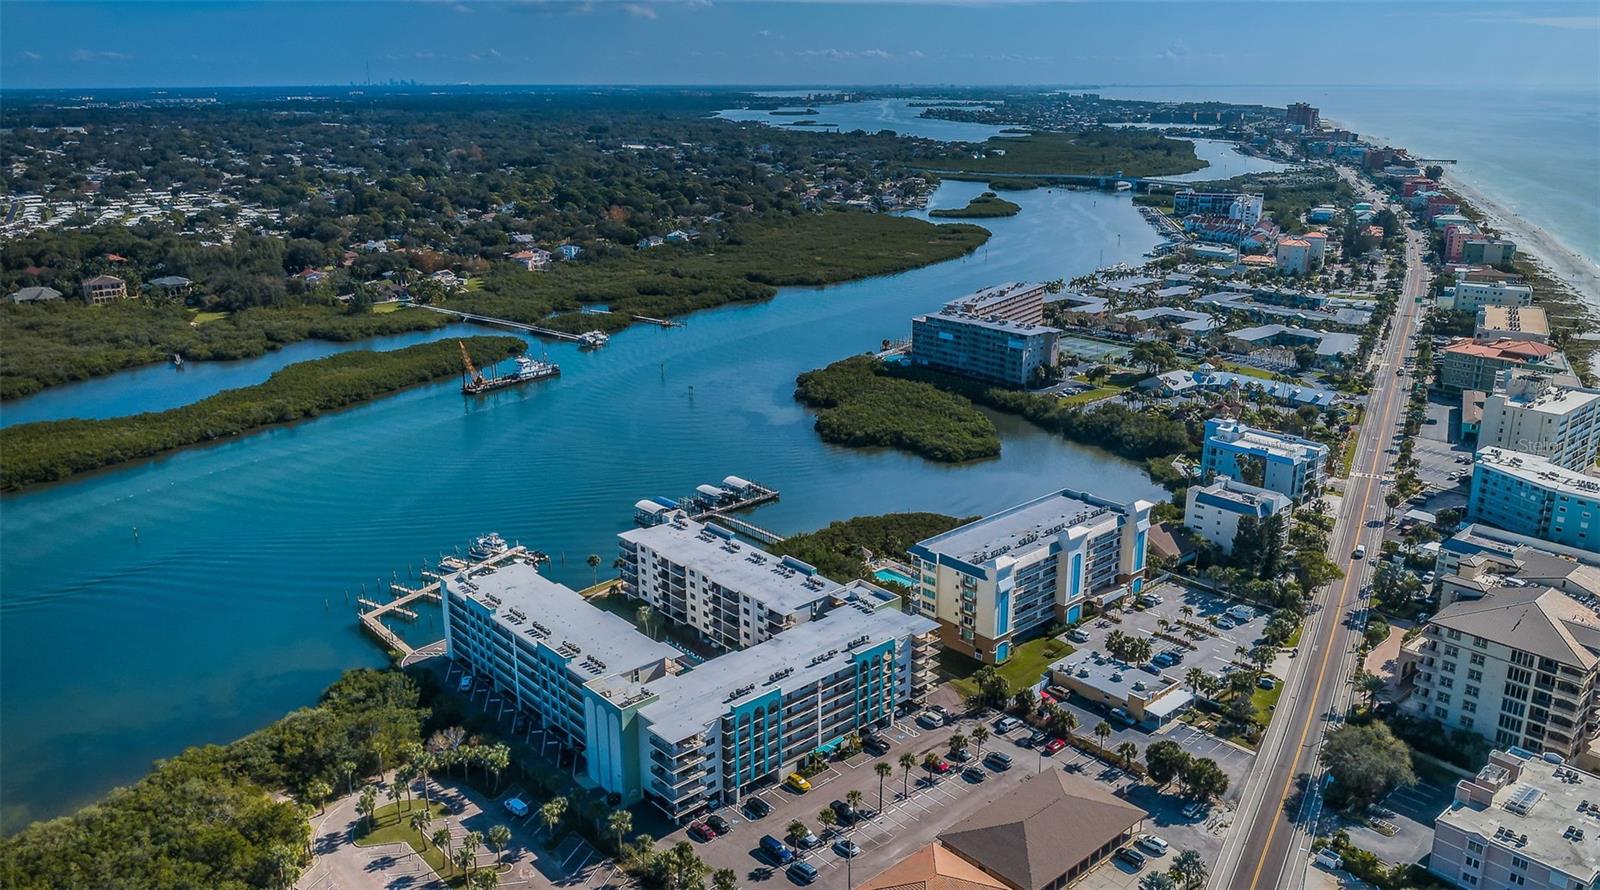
<box><xmin>622</xmin><ymin>2</ymin><xmax>658</xmax><ymax>17</ymax></box>
<box><xmin>22</xmin><ymin>50</ymin><xmax>42</xmax><ymax>61</ymax></box>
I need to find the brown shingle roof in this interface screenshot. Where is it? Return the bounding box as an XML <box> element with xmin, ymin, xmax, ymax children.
<box><xmin>857</xmin><ymin>842</ymin><xmax>1011</xmax><ymax>890</ymax></box>
<box><xmin>1431</xmin><ymin>587</ymin><xmax>1600</xmax><ymax>670</ymax></box>
<box><xmin>937</xmin><ymin>771</ymin><xmax>1147</xmax><ymax>890</ymax></box>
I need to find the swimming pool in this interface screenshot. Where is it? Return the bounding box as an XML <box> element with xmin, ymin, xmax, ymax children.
<box><xmin>872</xmin><ymin>567</ymin><xmax>917</xmax><ymax>588</ymax></box>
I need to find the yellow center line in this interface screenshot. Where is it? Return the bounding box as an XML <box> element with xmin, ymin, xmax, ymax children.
<box><xmin>1243</xmin><ymin>253</ymin><xmax>1417</xmax><ymax>889</ymax></box>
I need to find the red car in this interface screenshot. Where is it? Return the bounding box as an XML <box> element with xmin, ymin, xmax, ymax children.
<box><xmin>931</xmin><ymin>757</ymin><xmax>953</xmax><ymax>774</ymax></box>
<box><xmin>1043</xmin><ymin>738</ymin><xmax>1068</xmax><ymax>756</ymax></box>
<box><xmin>688</xmin><ymin>821</ymin><xmax>715</xmax><ymax>842</ymax></box>
<box><xmin>1038</xmin><ymin>690</ymin><xmax>1056</xmax><ymax>704</ymax></box>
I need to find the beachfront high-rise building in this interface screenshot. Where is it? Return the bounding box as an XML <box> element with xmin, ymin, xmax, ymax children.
<box><xmin>1476</xmin><ymin>372</ymin><xmax>1600</xmax><ymax>471</ymax></box>
<box><xmin>1437</xmin><ymin>338</ymin><xmax>1573</xmax><ymax>394</ymax></box>
<box><xmin>1475</xmin><ymin>306</ymin><xmax>1550</xmax><ymax>344</ymax></box>
<box><xmin>1286</xmin><ymin>102</ymin><xmax>1321</xmax><ymax>129</ymax></box>
<box><xmin>1173</xmin><ymin>190</ymin><xmax>1264</xmax><ymax>227</ymax></box>
<box><xmin>618</xmin><ymin>513</ymin><xmax>842</xmax><ymax>652</ymax></box>
<box><xmin>1454</xmin><ymin>280</ymin><xmax>1534</xmax><ymax>313</ymax></box>
<box><xmin>1201</xmin><ymin>417</ymin><xmax>1330</xmax><ymax>501</ymax></box>
<box><xmin>442</xmin><ymin>559</ymin><xmax>937</xmax><ymax>823</ymax></box>
<box><xmin>1467</xmin><ymin>448</ymin><xmax>1600</xmax><ymax>551</ymax></box>
<box><xmin>909</xmin><ymin>488</ymin><xmax>1153</xmax><ymax>664</ymax></box>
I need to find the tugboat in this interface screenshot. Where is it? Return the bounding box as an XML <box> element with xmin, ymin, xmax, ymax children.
<box><xmin>468</xmin><ymin>533</ymin><xmax>509</xmax><ymax>561</ymax></box>
<box><xmin>460</xmin><ymin>341</ymin><xmax>560</xmax><ymax>395</ymax></box>
<box><xmin>578</xmin><ymin>330</ymin><xmax>610</xmax><ymax>350</ymax></box>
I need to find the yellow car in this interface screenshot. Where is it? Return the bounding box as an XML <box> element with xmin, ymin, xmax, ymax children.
<box><xmin>784</xmin><ymin>773</ymin><xmax>812</xmax><ymax>793</ymax></box>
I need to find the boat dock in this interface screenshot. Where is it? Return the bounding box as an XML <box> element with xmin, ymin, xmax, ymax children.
<box><xmin>632</xmin><ymin>315</ymin><xmax>683</xmax><ymax>328</ymax></box>
<box><xmin>634</xmin><ymin>475</ymin><xmax>787</xmax><ymax>543</ymax></box>
<box><xmin>356</xmin><ymin>544</ymin><xmax>529</xmax><ymax>665</ymax></box>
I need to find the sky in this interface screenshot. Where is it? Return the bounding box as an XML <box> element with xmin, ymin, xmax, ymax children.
<box><xmin>1</xmin><ymin>0</ymin><xmax>1597</xmax><ymax>90</ymax></box>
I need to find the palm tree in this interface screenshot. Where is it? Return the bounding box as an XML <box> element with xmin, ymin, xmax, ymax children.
<box><xmin>410</xmin><ymin>808</ymin><xmax>433</xmax><ymax>846</ymax></box>
<box><xmin>489</xmin><ymin>824</ymin><xmax>512</xmax><ymax>868</ymax></box>
<box><xmin>899</xmin><ymin>752</ymin><xmax>917</xmax><ymax>799</ymax></box>
<box><xmin>666</xmin><ymin>841</ymin><xmax>707</xmax><ymax>890</ymax></box>
<box><xmin>394</xmin><ymin>764</ymin><xmax>415</xmax><ymax>806</ymax></box>
<box><xmin>472</xmin><ymin>870</ymin><xmax>501</xmax><ymax>890</ymax></box>
<box><xmin>462</xmin><ymin>830</ymin><xmax>484</xmax><ymax>879</ymax></box>
<box><xmin>1094</xmin><ymin>720</ymin><xmax>1112</xmax><ymax>749</ymax></box>
<box><xmin>486</xmin><ymin>743</ymin><xmax>511</xmax><ymax>794</ymax></box>
<box><xmin>787</xmin><ymin>819</ymin><xmax>808</xmax><ymax>845</ymax></box>
<box><xmin>1185</xmin><ymin>667</ymin><xmax>1210</xmax><ymax>699</ymax></box>
<box><xmin>266</xmin><ymin>843</ymin><xmax>302</xmax><ymax>890</ymax></box>
<box><xmin>431</xmin><ymin>828</ymin><xmax>454</xmax><ymax>863</ymax></box>
<box><xmin>713</xmin><ymin>868</ymin><xmax>739</xmax><ymax>890</ymax></box>
<box><xmin>637</xmin><ymin>604</ymin><xmax>655</xmax><ymax>639</ymax></box>
<box><xmin>539</xmin><ymin>796</ymin><xmax>568</xmax><ymax>839</ymax></box>
<box><xmin>817</xmin><ymin>807</ymin><xmax>838</xmax><ymax>836</ymax></box>
<box><xmin>357</xmin><ymin>785</ymin><xmax>379</xmax><ymax>832</ymax></box>
<box><xmin>586</xmin><ymin>553</ymin><xmax>601</xmax><ymax>585</ymax></box>
<box><xmin>1117</xmin><ymin>742</ymin><xmax>1139</xmax><ymax>771</ymax></box>
<box><xmin>453</xmin><ymin>847</ymin><xmax>474</xmax><ymax>880</ymax></box>
<box><xmin>385</xmin><ymin>777</ymin><xmax>402</xmax><ymax>810</ymax></box>
<box><xmin>947</xmin><ymin>732</ymin><xmax>968</xmax><ymax>759</ymax></box>
<box><xmin>846</xmin><ymin>789</ymin><xmax>865</xmax><ymax>824</ymax></box>
<box><xmin>607</xmin><ymin>809</ymin><xmax>633</xmax><ymax>854</ymax></box>
<box><xmin>340</xmin><ymin>759</ymin><xmax>358</xmax><ymax>795</ymax></box>
<box><xmin>874</xmin><ymin>761</ymin><xmax>892</xmax><ymax>813</ymax></box>
<box><xmin>971</xmin><ymin>725</ymin><xmax>990</xmax><ymax>757</ymax></box>
<box><xmin>922</xmin><ymin>751</ymin><xmax>941</xmax><ymax>785</ymax></box>
<box><xmin>306</xmin><ymin>779</ymin><xmax>332</xmax><ymax>816</ymax></box>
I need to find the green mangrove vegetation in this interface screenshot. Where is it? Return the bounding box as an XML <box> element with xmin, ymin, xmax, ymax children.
<box><xmin>443</xmin><ymin>210</ymin><xmax>990</xmax><ymax>336</ymax></box>
<box><xmin>0</xmin><ymin>335</ymin><xmax>523</xmax><ymax>489</ymax></box>
<box><xmin>772</xmin><ymin>512</ymin><xmax>969</xmax><ymax>581</ymax></box>
<box><xmin>929</xmin><ymin>191</ymin><xmax>1022</xmax><ymax>218</ymax></box>
<box><xmin>929</xmin><ymin>130</ymin><xmax>1205</xmax><ymax>178</ymax></box>
<box><xmin>0</xmin><ymin>302</ymin><xmax>450</xmax><ymax>401</ymax></box>
<box><xmin>0</xmin><ymin>669</ymin><xmax>425</xmax><ymax>890</ymax></box>
<box><xmin>793</xmin><ymin>355</ymin><xmax>1000</xmax><ymax>462</ymax></box>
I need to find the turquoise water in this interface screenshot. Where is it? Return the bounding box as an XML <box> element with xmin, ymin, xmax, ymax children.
<box><xmin>872</xmin><ymin>568</ymin><xmax>917</xmax><ymax>588</ymax></box>
<box><xmin>0</xmin><ymin>180</ymin><xmax>1165</xmax><ymax>830</ymax></box>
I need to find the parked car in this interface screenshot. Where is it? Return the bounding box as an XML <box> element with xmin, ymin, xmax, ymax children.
<box><xmin>795</xmin><ymin>829</ymin><xmax>820</xmax><ymax>849</ymax></box>
<box><xmin>1043</xmin><ymin>738</ymin><xmax>1068</xmax><ymax>755</ymax></box>
<box><xmin>760</xmin><ymin>834</ymin><xmax>794</xmax><ymax>864</ymax></box>
<box><xmin>930</xmin><ymin>758</ymin><xmax>953</xmax><ymax>774</ymax></box>
<box><xmin>863</xmin><ymin>735</ymin><xmax>891</xmax><ymax>756</ymax></box>
<box><xmin>458</xmin><ymin>674</ymin><xmax>474</xmax><ymax>693</ymax></box>
<box><xmin>784</xmin><ymin>773</ymin><xmax>812</xmax><ymax>793</ymax></box>
<box><xmin>1046</xmin><ymin>685</ymin><xmax>1072</xmax><ymax>700</ymax></box>
<box><xmin>950</xmin><ymin>747</ymin><xmax>974</xmax><ymax>763</ymax></box>
<box><xmin>833</xmin><ymin>839</ymin><xmax>862</xmax><ymax>858</ymax></box>
<box><xmin>917</xmin><ymin>710</ymin><xmax>945</xmax><ymax>729</ymax></box>
<box><xmin>1182</xmin><ymin>801</ymin><xmax>1209</xmax><ymax>820</ymax></box>
<box><xmin>963</xmin><ymin>765</ymin><xmax>987</xmax><ymax>782</ymax></box>
<box><xmin>830</xmin><ymin>799</ymin><xmax>858</xmax><ymax>825</ymax></box>
<box><xmin>788</xmin><ymin>862</ymin><xmax>819</xmax><ymax>884</ymax></box>
<box><xmin>706</xmin><ymin>814</ymin><xmax>731</xmax><ymax>835</ymax></box>
<box><xmin>1069</xmin><ymin>628</ymin><xmax>1092</xmax><ymax>643</ymax></box>
<box><xmin>688</xmin><ymin>821</ymin><xmax>715</xmax><ymax>842</ymax></box>
<box><xmin>1257</xmin><ymin>676</ymin><xmax>1276</xmax><ymax>690</ymax></box>
<box><xmin>985</xmin><ymin>751</ymin><xmax>1014</xmax><ymax>771</ymax></box>
<box><xmin>929</xmin><ymin>704</ymin><xmax>951</xmax><ymax>721</ymax></box>
<box><xmin>993</xmin><ymin>716</ymin><xmax>1022</xmax><ymax>733</ymax></box>
<box><xmin>1110</xmin><ymin>708</ymin><xmax>1133</xmax><ymax>725</ymax></box>
<box><xmin>503</xmin><ymin>797</ymin><xmax>530</xmax><ymax>818</ymax></box>
<box><xmin>745</xmin><ymin>797</ymin><xmax>772</xmax><ymax>819</ymax></box>
<box><xmin>1022</xmin><ymin>729</ymin><xmax>1049</xmax><ymax>747</ymax></box>
<box><xmin>1137</xmin><ymin>834</ymin><xmax>1170</xmax><ymax>856</ymax></box>
<box><xmin>1115</xmin><ymin>847</ymin><xmax>1147</xmax><ymax>869</ymax></box>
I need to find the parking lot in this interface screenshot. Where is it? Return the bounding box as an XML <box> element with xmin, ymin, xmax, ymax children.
<box><xmin>671</xmin><ymin>703</ymin><xmax>1231</xmax><ymax>889</ymax></box>
<box><xmin>1333</xmin><ymin>774</ymin><xmax>1456</xmax><ymax>869</ymax></box>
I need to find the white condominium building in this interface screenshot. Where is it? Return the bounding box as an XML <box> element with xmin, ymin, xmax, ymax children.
<box><xmin>619</xmin><ymin>513</ymin><xmax>842</xmax><ymax>652</ymax></box>
<box><xmin>1477</xmin><ymin>372</ymin><xmax>1600</xmax><ymax>472</ymax></box>
<box><xmin>1429</xmin><ymin>748</ymin><xmax>1600</xmax><ymax>890</ymax></box>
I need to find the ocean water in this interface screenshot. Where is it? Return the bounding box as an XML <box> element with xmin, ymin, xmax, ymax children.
<box><xmin>0</xmin><ymin>180</ymin><xmax>1165</xmax><ymax>831</ymax></box>
<box><xmin>1099</xmin><ymin>85</ymin><xmax>1600</xmax><ymax>270</ymax></box>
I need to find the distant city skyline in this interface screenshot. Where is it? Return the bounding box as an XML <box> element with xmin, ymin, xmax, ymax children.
<box><xmin>2</xmin><ymin>0</ymin><xmax>1597</xmax><ymax>90</ymax></box>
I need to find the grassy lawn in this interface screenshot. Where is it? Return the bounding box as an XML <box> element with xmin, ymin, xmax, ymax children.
<box><xmin>371</xmin><ymin>301</ymin><xmax>405</xmax><ymax>314</ymax></box>
<box><xmin>1213</xmin><ymin>360</ymin><xmax>1278</xmax><ymax>381</ymax></box>
<box><xmin>1060</xmin><ymin>382</ymin><xmax>1126</xmax><ymax>407</ymax></box>
<box><xmin>1250</xmin><ymin>683</ymin><xmax>1283</xmax><ymax>725</ymax></box>
<box><xmin>942</xmin><ymin>636</ymin><xmax>1074</xmax><ymax>699</ymax></box>
<box><xmin>354</xmin><ymin>798</ymin><xmax>460</xmax><ymax>881</ymax></box>
<box><xmin>1335</xmin><ymin>406</ymin><xmax>1365</xmax><ymax>477</ymax></box>
<box><xmin>188</xmin><ymin>310</ymin><xmax>229</xmax><ymax>325</ymax></box>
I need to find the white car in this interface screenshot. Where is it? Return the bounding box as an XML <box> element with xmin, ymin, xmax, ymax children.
<box><xmin>459</xmin><ymin>674</ymin><xmax>474</xmax><ymax>693</ymax></box>
<box><xmin>1137</xmin><ymin>834</ymin><xmax>1170</xmax><ymax>856</ymax></box>
<box><xmin>917</xmin><ymin>710</ymin><xmax>945</xmax><ymax>729</ymax></box>
<box><xmin>1352</xmin><ymin>545</ymin><xmax>1367</xmax><ymax>559</ymax></box>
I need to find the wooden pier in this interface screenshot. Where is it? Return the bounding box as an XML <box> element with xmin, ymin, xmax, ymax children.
<box><xmin>701</xmin><ymin>513</ymin><xmax>786</xmax><ymax>545</ymax></box>
<box><xmin>413</xmin><ymin>305</ymin><xmax>585</xmax><ymax>343</ymax></box>
<box><xmin>632</xmin><ymin>314</ymin><xmax>683</xmax><ymax>328</ymax></box>
<box><xmin>356</xmin><ymin>545</ymin><xmax>529</xmax><ymax>665</ymax></box>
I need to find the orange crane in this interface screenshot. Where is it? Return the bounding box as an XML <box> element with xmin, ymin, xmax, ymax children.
<box><xmin>458</xmin><ymin>340</ymin><xmax>486</xmax><ymax>389</ymax></box>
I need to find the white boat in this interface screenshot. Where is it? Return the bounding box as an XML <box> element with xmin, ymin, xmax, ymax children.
<box><xmin>578</xmin><ymin>330</ymin><xmax>610</xmax><ymax>349</ymax></box>
<box><xmin>468</xmin><ymin>533</ymin><xmax>509</xmax><ymax>561</ymax></box>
